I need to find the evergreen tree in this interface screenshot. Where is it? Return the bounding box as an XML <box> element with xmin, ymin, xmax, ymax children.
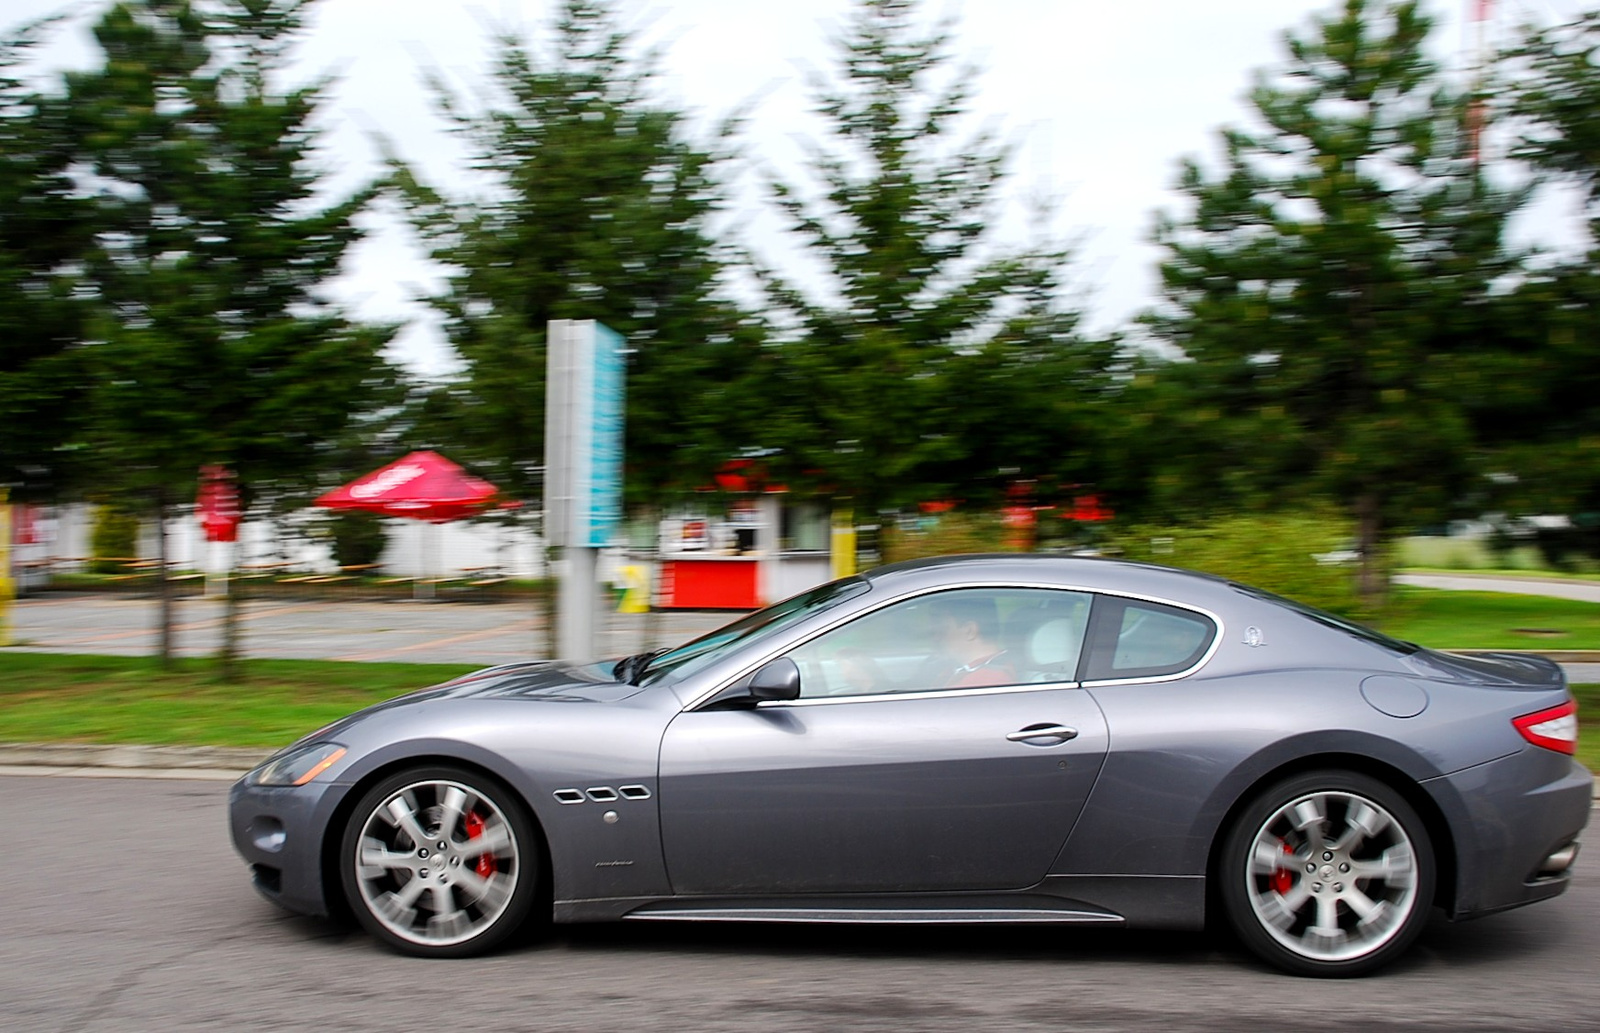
<box><xmin>1486</xmin><ymin>12</ymin><xmax>1600</xmax><ymax>543</ymax></box>
<box><xmin>1145</xmin><ymin>0</ymin><xmax>1525</xmax><ymax>605</ymax></box>
<box><xmin>0</xmin><ymin>18</ymin><xmax>95</xmax><ymax>499</ymax></box>
<box><xmin>65</xmin><ymin>0</ymin><xmax>396</xmax><ymax>666</ymax></box>
<box><xmin>753</xmin><ymin>0</ymin><xmax>1104</xmax><ymax>514</ymax></box>
<box><xmin>396</xmin><ymin>0</ymin><xmax>758</xmax><ymax>506</ymax></box>
<box><xmin>1507</xmin><ymin>10</ymin><xmax>1600</xmax><ymax>230</ymax></box>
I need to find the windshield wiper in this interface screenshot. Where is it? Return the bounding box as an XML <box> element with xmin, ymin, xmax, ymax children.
<box><xmin>612</xmin><ymin>648</ymin><xmax>669</xmax><ymax>685</ymax></box>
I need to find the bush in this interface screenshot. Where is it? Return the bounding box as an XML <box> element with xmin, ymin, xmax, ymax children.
<box><xmin>1105</xmin><ymin>507</ymin><xmax>1368</xmax><ymax>619</ymax></box>
<box><xmin>89</xmin><ymin>505</ymin><xmax>140</xmax><ymax>574</ymax></box>
<box><xmin>880</xmin><ymin>512</ymin><xmax>1024</xmax><ymax>564</ymax></box>
<box><xmin>327</xmin><ymin>511</ymin><xmax>388</xmax><ymax>570</ymax></box>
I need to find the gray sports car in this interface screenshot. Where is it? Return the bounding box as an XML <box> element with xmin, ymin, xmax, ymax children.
<box><xmin>229</xmin><ymin>554</ymin><xmax>1591</xmax><ymax>976</ymax></box>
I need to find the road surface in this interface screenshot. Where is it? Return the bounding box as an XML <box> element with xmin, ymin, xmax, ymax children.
<box><xmin>3</xmin><ymin>775</ymin><xmax>1596</xmax><ymax>1033</ymax></box>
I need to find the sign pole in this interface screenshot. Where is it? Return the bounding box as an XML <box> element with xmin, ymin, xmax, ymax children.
<box><xmin>545</xmin><ymin>319</ymin><xmax>626</xmax><ymax>661</ymax></box>
<box><xmin>0</xmin><ymin>488</ymin><xmax>13</xmax><ymax>647</ymax></box>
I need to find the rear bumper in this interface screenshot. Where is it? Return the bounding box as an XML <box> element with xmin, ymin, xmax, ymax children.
<box><xmin>1423</xmin><ymin>752</ymin><xmax>1592</xmax><ymax>920</ymax></box>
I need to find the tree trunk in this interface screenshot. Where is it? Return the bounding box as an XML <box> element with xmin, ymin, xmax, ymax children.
<box><xmin>155</xmin><ymin>489</ymin><xmax>174</xmax><ymax>668</ymax></box>
<box><xmin>1355</xmin><ymin>491</ymin><xmax>1386</xmax><ymax>614</ymax></box>
<box><xmin>220</xmin><ymin>538</ymin><xmax>241</xmax><ymax>681</ymax></box>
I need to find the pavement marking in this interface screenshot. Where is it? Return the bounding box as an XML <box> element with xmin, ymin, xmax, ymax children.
<box><xmin>30</xmin><ymin>600</ymin><xmax>327</xmax><ymax>647</ymax></box>
<box><xmin>335</xmin><ymin>619</ymin><xmax>541</xmax><ymax>662</ymax></box>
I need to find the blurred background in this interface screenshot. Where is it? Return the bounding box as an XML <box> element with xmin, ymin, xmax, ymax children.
<box><xmin>3</xmin><ymin>0</ymin><xmax>1599</xmax><ymax>641</ymax></box>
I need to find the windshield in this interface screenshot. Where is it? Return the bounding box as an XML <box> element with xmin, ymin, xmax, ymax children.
<box><xmin>1232</xmin><ymin>584</ymin><xmax>1418</xmax><ymax>655</ymax></box>
<box><xmin>640</xmin><ymin>577</ymin><xmax>871</xmax><ymax>685</ymax></box>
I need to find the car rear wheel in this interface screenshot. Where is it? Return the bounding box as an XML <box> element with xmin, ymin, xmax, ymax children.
<box><xmin>1219</xmin><ymin>770</ymin><xmax>1434</xmax><ymax>977</ymax></box>
<box><xmin>340</xmin><ymin>765</ymin><xmax>539</xmax><ymax>957</ymax></box>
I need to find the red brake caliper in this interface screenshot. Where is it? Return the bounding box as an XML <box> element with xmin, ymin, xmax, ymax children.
<box><xmin>1270</xmin><ymin>840</ymin><xmax>1296</xmax><ymax>895</ymax></box>
<box><xmin>464</xmin><ymin>810</ymin><xmax>495</xmax><ymax>878</ymax></box>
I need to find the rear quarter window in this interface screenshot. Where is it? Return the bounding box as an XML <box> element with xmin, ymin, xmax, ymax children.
<box><xmin>1083</xmin><ymin>596</ymin><xmax>1216</xmax><ymax>682</ymax></box>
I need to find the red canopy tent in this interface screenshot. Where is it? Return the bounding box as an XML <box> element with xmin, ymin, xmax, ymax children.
<box><xmin>316</xmin><ymin>451</ymin><xmax>509</xmax><ymax>597</ymax></box>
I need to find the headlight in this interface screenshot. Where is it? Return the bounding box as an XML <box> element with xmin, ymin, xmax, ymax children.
<box><xmin>247</xmin><ymin>742</ymin><xmax>347</xmax><ymax>786</ymax></box>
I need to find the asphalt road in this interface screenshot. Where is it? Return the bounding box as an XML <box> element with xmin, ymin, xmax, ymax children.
<box><xmin>5</xmin><ymin>593</ymin><xmax>731</xmax><ymax>666</ymax></box>
<box><xmin>5</xmin><ymin>775</ymin><xmax>1597</xmax><ymax>1033</ymax></box>
<box><xmin>1394</xmin><ymin>573</ymin><xmax>1600</xmax><ymax>605</ymax></box>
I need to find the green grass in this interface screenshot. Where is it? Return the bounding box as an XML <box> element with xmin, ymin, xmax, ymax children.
<box><xmin>0</xmin><ymin>588</ymin><xmax>1596</xmax><ymax>772</ymax></box>
<box><xmin>1377</xmin><ymin>588</ymin><xmax>1600</xmax><ymax>650</ymax></box>
<box><xmin>1571</xmin><ymin>684</ymin><xmax>1600</xmax><ymax>774</ymax></box>
<box><xmin>0</xmin><ymin>654</ymin><xmax>476</xmax><ymax>748</ymax></box>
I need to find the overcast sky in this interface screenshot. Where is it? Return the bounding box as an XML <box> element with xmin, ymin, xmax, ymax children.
<box><xmin>6</xmin><ymin>0</ymin><xmax>1589</xmax><ymax>374</ymax></box>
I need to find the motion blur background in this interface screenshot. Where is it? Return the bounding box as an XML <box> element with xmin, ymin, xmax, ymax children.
<box><xmin>4</xmin><ymin>0</ymin><xmax>1600</xmax><ymax>641</ymax></box>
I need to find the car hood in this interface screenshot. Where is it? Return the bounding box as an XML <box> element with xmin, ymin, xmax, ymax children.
<box><xmin>408</xmin><ymin>660</ymin><xmax>648</xmax><ymax>703</ymax></box>
<box><xmin>1405</xmin><ymin>648</ymin><xmax>1566</xmax><ymax>689</ymax></box>
<box><xmin>255</xmin><ymin>660</ymin><xmax>652</xmax><ymax>773</ymax></box>
<box><xmin>316</xmin><ymin>661</ymin><xmax>643</xmax><ymax>734</ymax></box>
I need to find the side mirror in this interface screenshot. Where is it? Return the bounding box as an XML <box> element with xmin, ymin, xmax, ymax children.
<box><xmin>700</xmin><ymin>656</ymin><xmax>802</xmax><ymax>709</ymax></box>
<box><xmin>748</xmin><ymin>657</ymin><xmax>801</xmax><ymax>701</ymax></box>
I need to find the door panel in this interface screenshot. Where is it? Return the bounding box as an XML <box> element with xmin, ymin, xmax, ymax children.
<box><xmin>658</xmin><ymin>687</ymin><xmax>1108</xmax><ymax>895</ymax></box>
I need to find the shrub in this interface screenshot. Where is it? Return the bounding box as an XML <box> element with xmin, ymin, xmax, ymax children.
<box><xmin>89</xmin><ymin>505</ymin><xmax>140</xmax><ymax>574</ymax></box>
<box><xmin>327</xmin><ymin>511</ymin><xmax>388</xmax><ymax>570</ymax></box>
<box><xmin>1105</xmin><ymin>507</ymin><xmax>1368</xmax><ymax>619</ymax></box>
<box><xmin>880</xmin><ymin>512</ymin><xmax>1022</xmax><ymax>564</ymax></box>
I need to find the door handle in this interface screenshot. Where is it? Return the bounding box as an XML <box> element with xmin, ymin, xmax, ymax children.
<box><xmin>1006</xmin><ymin>724</ymin><xmax>1079</xmax><ymax>744</ymax></box>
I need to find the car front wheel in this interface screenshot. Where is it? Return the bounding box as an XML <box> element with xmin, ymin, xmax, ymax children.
<box><xmin>1219</xmin><ymin>770</ymin><xmax>1434</xmax><ymax>977</ymax></box>
<box><xmin>340</xmin><ymin>765</ymin><xmax>539</xmax><ymax>957</ymax></box>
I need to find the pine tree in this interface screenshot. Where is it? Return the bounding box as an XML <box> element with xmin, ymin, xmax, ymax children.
<box><xmin>1146</xmin><ymin>0</ymin><xmax>1525</xmax><ymax>605</ymax></box>
<box><xmin>0</xmin><ymin>18</ymin><xmax>95</xmax><ymax>499</ymax></box>
<box><xmin>396</xmin><ymin>0</ymin><xmax>758</xmax><ymax>506</ymax></box>
<box><xmin>754</xmin><ymin>0</ymin><xmax>1101</xmax><ymax>513</ymax></box>
<box><xmin>66</xmin><ymin>0</ymin><xmax>396</xmax><ymax>666</ymax></box>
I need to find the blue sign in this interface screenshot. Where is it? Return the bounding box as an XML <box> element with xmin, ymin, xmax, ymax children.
<box><xmin>544</xmin><ymin>319</ymin><xmax>627</xmax><ymax>549</ymax></box>
<box><xmin>586</xmin><ymin>322</ymin><xmax>625</xmax><ymax>547</ymax></box>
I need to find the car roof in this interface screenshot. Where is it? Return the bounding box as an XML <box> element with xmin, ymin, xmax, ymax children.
<box><xmin>860</xmin><ymin>553</ymin><xmax>1237</xmax><ymax>607</ymax></box>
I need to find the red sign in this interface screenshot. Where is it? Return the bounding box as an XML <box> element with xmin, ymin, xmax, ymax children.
<box><xmin>197</xmin><ymin>465</ymin><xmax>241</xmax><ymax>543</ymax></box>
<box><xmin>1002</xmin><ymin>504</ymin><xmax>1037</xmax><ymax>551</ymax></box>
<box><xmin>1068</xmin><ymin>494</ymin><xmax>1111</xmax><ymax>523</ymax></box>
<box><xmin>13</xmin><ymin>505</ymin><xmax>37</xmax><ymax>546</ymax></box>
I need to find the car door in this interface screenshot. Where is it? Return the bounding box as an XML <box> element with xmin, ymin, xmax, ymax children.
<box><xmin>657</xmin><ymin>587</ymin><xmax>1110</xmax><ymax>896</ymax></box>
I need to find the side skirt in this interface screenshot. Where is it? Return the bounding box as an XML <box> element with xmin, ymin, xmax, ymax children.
<box><xmin>555</xmin><ymin>892</ymin><xmax>1124</xmax><ymax>925</ymax></box>
<box><xmin>552</xmin><ymin>876</ymin><xmax>1206</xmax><ymax>929</ymax></box>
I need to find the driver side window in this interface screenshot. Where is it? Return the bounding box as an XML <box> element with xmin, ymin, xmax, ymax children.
<box><xmin>785</xmin><ymin>587</ymin><xmax>1091</xmax><ymax>698</ymax></box>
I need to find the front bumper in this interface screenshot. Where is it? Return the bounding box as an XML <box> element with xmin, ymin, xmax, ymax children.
<box><xmin>1424</xmin><ymin>751</ymin><xmax>1593</xmax><ymax>920</ymax></box>
<box><xmin>228</xmin><ymin>777</ymin><xmax>353</xmax><ymax>918</ymax></box>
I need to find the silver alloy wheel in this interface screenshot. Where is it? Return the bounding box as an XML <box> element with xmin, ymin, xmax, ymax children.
<box><xmin>352</xmin><ymin>778</ymin><xmax>520</xmax><ymax>949</ymax></box>
<box><xmin>1243</xmin><ymin>789</ymin><xmax>1419</xmax><ymax>964</ymax></box>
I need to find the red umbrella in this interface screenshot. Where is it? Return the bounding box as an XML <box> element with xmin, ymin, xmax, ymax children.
<box><xmin>316</xmin><ymin>451</ymin><xmax>501</xmax><ymax>523</ymax></box>
<box><xmin>317</xmin><ymin>452</ymin><xmax>509</xmax><ymax>598</ymax></box>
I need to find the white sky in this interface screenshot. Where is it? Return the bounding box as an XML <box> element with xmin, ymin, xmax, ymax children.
<box><xmin>5</xmin><ymin>0</ymin><xmax>1591</xmax><ymax>374</ymax></box>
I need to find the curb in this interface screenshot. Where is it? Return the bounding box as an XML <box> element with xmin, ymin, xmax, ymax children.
<box><xmin>0</xmin><ymin>742</ymin><xmax>269</xmax><ymax>781</ymax></box>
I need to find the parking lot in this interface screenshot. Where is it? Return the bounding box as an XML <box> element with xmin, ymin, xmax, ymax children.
<box><xmin>5</xmin><ymin>592</ymin><xmax>735</xmax><ymax>666</ymax></box>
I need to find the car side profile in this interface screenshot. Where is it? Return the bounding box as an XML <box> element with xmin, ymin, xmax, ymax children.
<box><xmin>230</xmin><ymin>554</ymin><xmax>1590</xmax><ymax>976</ymax></box>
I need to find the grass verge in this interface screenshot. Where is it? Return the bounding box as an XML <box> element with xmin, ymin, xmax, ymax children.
<box><xmin>1572</xmin><ymin>684</ymin><xmax>1600</xmax><ymax>774</ymax></box>
<box><xmin>0</xmin><ymin>654</ymin><xmax>475</xmax><ymax>748</ymax></box>
<box><xmin>1378</xmin><ymin>588</ymin><xmax>1600</xmax><ymax>650</ymax></box>
<box><xmin>0</xmin><ymin>654</ymin><xmax>1594</xmax><ymax>771</ymax></box>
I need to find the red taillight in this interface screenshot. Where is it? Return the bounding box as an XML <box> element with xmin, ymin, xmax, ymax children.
<box><xmin>1513</xmin><ymin>700</ymin><xmax>1579</xmax><ymax>755</ymax></box>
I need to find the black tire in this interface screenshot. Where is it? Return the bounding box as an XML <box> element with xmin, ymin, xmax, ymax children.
<box><xmin>1218</xmin><ymin>769</ymin><xmax>1434</xmax><ymax>977</ymax></box>
<box><xmin>339</xmin><ymin>765</ymin><xmax>541</xmax><ymax>958</ymax></box>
